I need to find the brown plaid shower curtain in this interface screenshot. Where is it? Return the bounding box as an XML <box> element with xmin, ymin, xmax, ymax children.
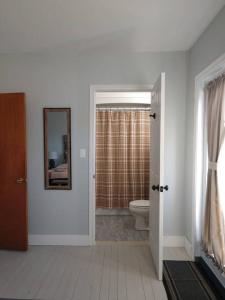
<box><xmin>96</xmin><ymin>110</ymin><xmax>150</xmax><ymax>208</ymax></box>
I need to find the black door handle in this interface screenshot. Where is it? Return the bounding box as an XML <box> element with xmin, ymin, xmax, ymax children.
<box><xmin>160</xmin><ymin>185</ymin><xmax>169</xmax><ymax>192</ymax></box>
<box><xmin>152</xmin><ymin>184</ymin><xmax>159</xmax><ymax>191</ymax></box>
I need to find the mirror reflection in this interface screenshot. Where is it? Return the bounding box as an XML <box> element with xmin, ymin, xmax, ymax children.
<box><xmin>44</xmin><ymin>108</ymin><xmax>71</xmax><ymax>190</ymax></box>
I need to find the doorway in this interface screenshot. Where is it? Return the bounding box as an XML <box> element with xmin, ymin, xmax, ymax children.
<box><xmin>89</xmin><ymin>85</ymin><xmax>152</xmax><ymax>244</ymax></box>
<box><xmin>89</xmin><ymin>86</ymin><xmax>152</xmax><ymax>245</ymax></box>
<box><xmin>95</xmin><ymin>92</ymin><xmax>151</xmax><ymax>242</ymax></box>
<box><xmin>89</xmin><ymin>75</ymin><xmax>166</xmax><ymax>280</ymax></box>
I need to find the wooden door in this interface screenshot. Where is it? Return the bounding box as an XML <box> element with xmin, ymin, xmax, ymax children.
<box><xmin>0</xmin><ymin>93</ymin><xmax>28</xmax><ymax>250</ymax></box>
<box><xmin>149</xmin><ymin>73</ymin><xmax>166</xmax><ymax>280</ymax></box>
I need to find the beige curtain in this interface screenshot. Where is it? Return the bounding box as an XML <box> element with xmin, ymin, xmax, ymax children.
<box><xmin>96</xmin><ymin>110</ymin><xmax>150</xmax><ymax>208</ymax></box>
<box><xmin>203</xmin><ymin>74</ymin><xmax>225</xmax><ymax>271</ymax></box>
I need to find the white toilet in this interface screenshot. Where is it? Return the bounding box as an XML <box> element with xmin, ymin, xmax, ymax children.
<box><xmin>129</xmin><ymin>200</ymin><xmax>150</xmax><ymax>230</ymax></box>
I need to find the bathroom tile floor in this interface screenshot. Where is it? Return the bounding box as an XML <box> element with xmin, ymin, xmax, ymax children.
<box><xmin>95</xmin><ymin>215</ymin><xmax>148</xmax><ymax>241</ymax></box>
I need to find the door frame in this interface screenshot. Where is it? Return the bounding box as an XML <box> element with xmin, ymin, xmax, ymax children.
<box><xmin>192</xmin><ymin>52</ymin><xmax>225</xmax><ymax>259</ymax></box>
<box><xmin>89</xmin><ymin>84</ymin><xmax>153</xmax><ymax>245</ymax></box>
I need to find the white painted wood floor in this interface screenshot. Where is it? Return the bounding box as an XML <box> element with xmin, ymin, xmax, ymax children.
<box><xmin>164</xmin><ymin>247</ymin><xmax>191</xmax><ymax>261</ymax></box>
<box><xmin>0</xmin><ymin>244</ymin><xmax>167</xmax><ymax>300</ymax></box>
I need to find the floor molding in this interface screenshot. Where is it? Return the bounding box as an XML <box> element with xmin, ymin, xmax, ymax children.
<box><xmin>28</xmin><ymin>234</ymin><xmax>192</xmax><ymax>249</ymax></box>
<box><xmin>28</xmin><ymin>234</ymin><xmax>91</xmax><ymax>246</ymax></box>
<box><xmin>184</xmin><ymin>237</ymin><xmax>193</xmax><ymax>259</ymax></box>
<box><xmin>96</xmin><ymin>240</ymin><xmax>148</xmax><ymax>246</ymax></box>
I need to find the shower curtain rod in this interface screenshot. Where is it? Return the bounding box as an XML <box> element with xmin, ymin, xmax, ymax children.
<box><xmin>96</xmin><ymin>107</ymin><xmax>151</xmax><ymax>111</ymax></box>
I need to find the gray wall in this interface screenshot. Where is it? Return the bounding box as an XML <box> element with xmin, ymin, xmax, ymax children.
<box><xmin>0</xmin><ymin>49</ymin><xmax>188</xmax><ymax>236</ymax></box>
<box><xmin>185</xmin><ymin>6</ymin><xmax>225</xmax><ymax>242</ymax></box>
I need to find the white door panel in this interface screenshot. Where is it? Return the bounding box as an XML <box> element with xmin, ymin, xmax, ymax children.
<box><xmin>149</xmin><ymin>73</ymin><xmax>166</xmax><ymax>280</ymax></box>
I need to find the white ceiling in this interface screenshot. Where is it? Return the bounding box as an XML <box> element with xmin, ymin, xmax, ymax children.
<box><xmin>0</xmin><ymin>0</ymin><xmax>224</xmax><ymax>53</ymax></box>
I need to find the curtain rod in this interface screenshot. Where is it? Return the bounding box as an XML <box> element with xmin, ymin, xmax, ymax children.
<box><xmin>96</xmin><ymin>107</ymin><xmax>151</xmax><ymax>111</ymax></box>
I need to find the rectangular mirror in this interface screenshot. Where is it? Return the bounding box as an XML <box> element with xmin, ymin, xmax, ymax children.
<box><xmin>43</xmin><ymin>108</ymin><xmax>71</xmax><ymax>190</ymax></box>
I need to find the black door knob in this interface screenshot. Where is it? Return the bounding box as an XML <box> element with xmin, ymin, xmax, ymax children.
<box><xmin>152</xmin><ymin>184</ymin><xmax>159</xmax><ymax>191</ymax></box>
<box><xmin>160</xmin><ymin>185</ymin><xmax>169</xmax><ymax>192</ymax></box>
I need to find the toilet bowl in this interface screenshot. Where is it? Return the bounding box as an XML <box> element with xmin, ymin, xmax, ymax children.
<box><xmin>129</xmin><ymin>200</ymin><xmax>150</xmax><ymax>230</ymax></box>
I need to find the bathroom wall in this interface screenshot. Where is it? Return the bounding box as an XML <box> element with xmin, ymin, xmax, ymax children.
<box><xmin>0</xmin><ymin>48</ymin><xmax>188</xmax><ymax>237</ymax></box>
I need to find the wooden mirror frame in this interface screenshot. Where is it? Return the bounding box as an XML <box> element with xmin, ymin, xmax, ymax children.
<box><xmin>43</xmin><ymin>108</ymin><xmax>72</xmax><ymax>190</ymax></box>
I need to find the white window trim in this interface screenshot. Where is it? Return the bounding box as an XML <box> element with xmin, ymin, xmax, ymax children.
<box><xmin>192</xmin><ymin>52</ymin><xmax>225</xmax><ymax>259</ymax></box>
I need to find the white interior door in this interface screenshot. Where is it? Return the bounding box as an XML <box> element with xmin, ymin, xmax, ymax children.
<box><xmin>149</xmin><ymin>73</ymin><xmax>166</xmax><ymax>280</ymax></box>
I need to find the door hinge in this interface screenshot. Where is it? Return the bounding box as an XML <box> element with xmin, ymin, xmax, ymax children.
<box><xmin>152</xmin><ymin>184</ymin><xmax>159</xmax><ymax>191</ymax></box>
<box><xmin>149</xmin><ymin>113</ymin><xmax>156</xmax><ymax>119</ymax></box>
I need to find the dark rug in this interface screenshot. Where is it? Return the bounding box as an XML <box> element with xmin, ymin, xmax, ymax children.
<box><xmin>163</xmin><ymin>261</ymin><xmax>219</xmax><ymax>300</ymax></box>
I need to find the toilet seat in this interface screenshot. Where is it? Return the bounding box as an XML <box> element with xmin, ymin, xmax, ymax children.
<box><xmin>129</xmin><ymin>200</ymin><xmax>150</xmax><ymax>208</ymax></box>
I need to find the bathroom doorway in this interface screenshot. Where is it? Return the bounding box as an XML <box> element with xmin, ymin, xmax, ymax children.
<box><xmin>95</xmin><ymin>92</ymin><xmax>151</xmax><ymax>242</ymax></box>
<box><xmin>90</xmin><ymin>78</ymin><xmax>166</xmax><ymax>280</ymax></box>
<box><xmin>89</xmin><ymin>87</ymin><xmax>152</xmax><ymax>244</ymax></box>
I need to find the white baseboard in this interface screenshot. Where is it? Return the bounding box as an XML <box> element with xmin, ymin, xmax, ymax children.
<box><xmin>29</xmin><ymin>234</ymin><xmax>91</xmax><ymax>246</ymax></box>
<box><xmin>184</xmin><ymin>237</ymin><xmax>193</xmax><ymax>259</ymax></box>
<box><xmin>164</xmin><ymin>236</ymin><xmax>194</xmax><ymax>259</ymax></box>
<box><xmin>163</xmin><ymin>235</ymin><xmax>185</xmax><ymax>247</ymax></box>
<box><xmin>28</xmin><ymin>234</ymin><xmax>193</xmax><ymax>253</ymax></box>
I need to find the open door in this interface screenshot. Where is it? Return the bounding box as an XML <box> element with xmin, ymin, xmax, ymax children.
<box><xmin>149</xmin><ymin>73</ymin><xmax>166</xmax><ymax>280</ymax></box>
<box><xmin>0</xmin><ymin>93</ymin><xmax>28</xmax><ymax>251</ymax></box>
